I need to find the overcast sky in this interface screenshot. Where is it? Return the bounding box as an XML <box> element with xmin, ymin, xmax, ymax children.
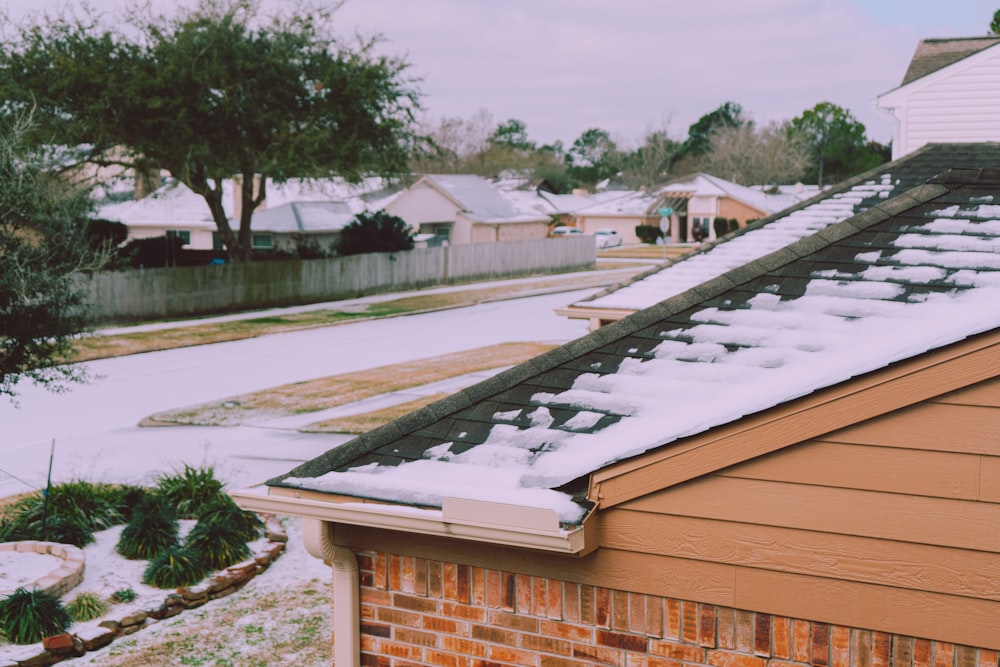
<box><xmin>6</xmin><ymin>0</ymin><xmax>998</xmax><ymax>148</ymax></box>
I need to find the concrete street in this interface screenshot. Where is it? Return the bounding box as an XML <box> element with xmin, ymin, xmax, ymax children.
<box><xmin>0</xmin><ymin>285</ymin><xmax>598</xmax><ymax>498</ymax></box>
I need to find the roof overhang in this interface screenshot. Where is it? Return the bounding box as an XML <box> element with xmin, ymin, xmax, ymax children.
<box><xmin>231</xmin><ymin>485</ymin><xmax>597</xmax><ymax>556</ymax></box>
<box><xmin>554</xmin><ymin>304</ymin><xmax>634</xmax><ymax>323</ymax></box>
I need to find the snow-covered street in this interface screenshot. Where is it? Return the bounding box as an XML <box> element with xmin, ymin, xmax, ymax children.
<box><xmin>0</xmin><ymin>289</ymin><xmax>592</xmax><ymax>498</ymax></box>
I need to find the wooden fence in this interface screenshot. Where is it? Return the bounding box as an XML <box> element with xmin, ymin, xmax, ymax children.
<box><xmin>79</xmin><ymin>237</ymin><xmax>596</xmax><ymax>323</ymax></box>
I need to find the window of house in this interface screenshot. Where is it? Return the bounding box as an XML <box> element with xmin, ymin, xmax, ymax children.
<box><xmin>166</xmin><ymin>229</ymin><xmax>191</xmax><ymax>245</ymax></box>
<box><xmin>212</xmin><ymin>232</ymin><xmax>224</xmax><ymax>250</ymax></box>
<box><xmin>251</xmin><ymin>233</ymin><xmax>273</xmax><ymax>249</ymax></box>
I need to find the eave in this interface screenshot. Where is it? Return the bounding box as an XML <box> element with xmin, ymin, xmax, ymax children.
<box><xmin>231</xmin><ymin>485</ymin><xmax>597</xmax><ymax>556</ymax></box>
<box><xmin>590</xmin><ymin>327</ymin><xmax>1000</xmax><ymax>510</ymax></box>
<box><xmin>553</xmin><ymin>304</ymin><xmax>634</xmax><ymax>326</ymax></box>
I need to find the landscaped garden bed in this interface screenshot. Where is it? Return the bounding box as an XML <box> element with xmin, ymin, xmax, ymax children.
<box><xmin>0</xmin><ymin>467</ymin><xmax>289</xmax><ymax>666</ymax></box>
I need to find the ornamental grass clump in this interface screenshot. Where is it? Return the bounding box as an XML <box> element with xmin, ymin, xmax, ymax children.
<box><xmin>185</xmin><ymin>520</ymin><xmax>252</xmax><ymax>571</ymax></box>
<box><xmin>116</xmin><ymin>496</ymin><xmax>179</xmax><ymax>560</ymax></box>
<box><xmin>0</xmin><ymin>588</ymin><xmax>72</xmax><ymax>644</ymax></box>
<box><xmin>155</xmin><ymin>464</ymin><xmax>225</xmax><ymax>519</ymax></box>
<box><xmin>1</xmin><ymin>480</ymin><xmax>126</xmax><ymax>546</ymax></box>
<box><xmin>67</xmin><ymin>591</ymin><xmax>109</xmax><ymax>622</ymax></box>
<box><xmin>142</xmin><ymin>546</ymin><xmax>208</xmax><ymax>589</ymax></box>
<box><xmin>197</xmin><ymin>495</ymin><xmax>264</xmax><ymax>542</ymax></box>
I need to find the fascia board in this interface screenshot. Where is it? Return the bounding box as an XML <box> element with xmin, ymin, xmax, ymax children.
<box><xmin>231</xmin><ymin>486</ymin><xmax>593</xmax><ymax>556</ymax></box>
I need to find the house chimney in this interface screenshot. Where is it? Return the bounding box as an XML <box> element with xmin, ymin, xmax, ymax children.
<box><xmin>571</xmin><ymin>188</ymin><xmax>589</xmax><ymax>197</ymax></box>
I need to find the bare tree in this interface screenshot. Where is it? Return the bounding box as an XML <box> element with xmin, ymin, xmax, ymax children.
<box><xmin>702</xmin><ymin>121</ymin><xmax>810</xmax><ymax>186</ymax></box>
<box><xmin>616</xmin><ymin>121</ymin><xmax>682</xmax><ymax>188</ymax></box>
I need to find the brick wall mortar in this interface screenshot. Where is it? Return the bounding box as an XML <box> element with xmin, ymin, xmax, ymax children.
<box><xmin>358</xmin><ymin>549</ymin><xmax>997</xmax><ymax>667</ymax></box>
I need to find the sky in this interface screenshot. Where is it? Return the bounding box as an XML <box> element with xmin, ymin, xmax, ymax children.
<box><xmin>4</xmin><ymin>0</ymin><xmax>998</xmax><ymax>148</ymax></box>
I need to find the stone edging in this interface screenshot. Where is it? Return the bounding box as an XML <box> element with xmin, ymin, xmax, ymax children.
<box><xmin>0</xmin><ymin>542</ymin><xmax>85</xmax><ymax>598</ymax></box>
<box><xmin>0</xmin><ymin>516</ymin><xmax>287</xmax><ymax>667</ymax></box>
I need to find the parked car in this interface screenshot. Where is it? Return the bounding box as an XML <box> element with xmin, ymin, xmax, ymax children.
<box><xmin>593</xmin><ymin>229</ymin><xmax>622</xmax><ymax>248</ymax></box>
<box><xmin>550</xmin><ymin>226</ymin><xmax>583</xmax><ymax>237</ymax></box>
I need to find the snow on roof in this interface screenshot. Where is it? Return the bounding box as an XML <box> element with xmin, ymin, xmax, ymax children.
<box><xmin>422</xmin><ymin>174</ymin><xmax>551</xmax><ymax>223</ymax></box>
<box><xmin>94</xmin><ymin>179</ymin><xmax>219</xmax><ymax>229</ymax></box>
<box><xmin>661</xmin><ymin>173</ymin><xmax>798</xmax><ymax>215</ymax></box>
<box><xmin>574</xmin><ymin>190</ymin><xmax>658</xmax><ymax>217</ymax></box>
<box><xmin>274</xmin><ymin>168</ymin><xmax>1000</xmax><ymax>525</ymax></box>
<box><xmin>249</xmin><ymin>201</ymin><xmax>355</xmax><ymax>233</ymax></box>
<box><xmin>94</xmin><ymin>176</ymin><xmax>400</xmax><ymax>230</ymax></box>
<box><xmin>576</xmin><ymin>144</ymin><xmax>1000</xmax><ymax>312</ymax></box>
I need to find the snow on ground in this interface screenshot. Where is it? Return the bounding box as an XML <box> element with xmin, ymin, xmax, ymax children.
<box><xmin>0</xmin><ymin>289</ymin><xmax>592</xmax><ymax>500</ymax></box>
<box><xmin>0</xmin><ymin>518</ymin><xmax>331</xmax><ymax>665</ymax></box>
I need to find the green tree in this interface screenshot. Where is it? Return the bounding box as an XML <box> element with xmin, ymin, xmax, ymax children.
<box><xmin>789</xmin><ymin>101</ymin><xmax>886</xmax><ymax>187</ymax></box>
<box><xmin>490</xmin><ymin>119</ymin><xmax>535</xmax><ymax>152</ymax></box>
<box><xmin>991</xmin><ymin>9</ymin><xmax>1000</xmax><ymax>34</ymax></box>
<box><xmin>1</xmin><ymin>1</ymin><xmax>422</xmax><ymax>262</ymax></box>
<box><xmin>677</xmin><ymin>101</ymin><xmax>747</xmax><ymax>162</ymax></box>
<box><xmin>337</xmin><ymin>211</ymin><xmax>414</xmax><ymax>256</ymax></box>
<box><xmin>566</xmin><ymin>128</ymin><xmax>619</xmax><ymax>187</ymax></box>
<box><xmin>0</xmin><ymin>115</ymin><xmax>104</xmax><ymax>399</ymax></box>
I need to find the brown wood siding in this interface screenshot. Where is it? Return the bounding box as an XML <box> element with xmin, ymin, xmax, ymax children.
<box><xmin>593</xmin><ymin>370</ymin><xmax>1000</xmax><ymax>649</ymax></box>
<box><xmin>591</xmin><ymin>330</ymin><xmax>1000</xmax><ymax>509</ymax></box>
<box><xmin>717</xmin><ymin>198</ymin><xmax>767</xmax><ymax>225</ymax></box>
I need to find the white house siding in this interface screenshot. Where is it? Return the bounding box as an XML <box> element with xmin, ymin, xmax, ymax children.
<box><xmin>576</xmin><ymin>216</ymin><xmax>649</xmax><ymax>244</ymax></box>
<box><xmin>126</xmin><ymin>226</ymin><xmax>216</xmax><ymax>250</ymax></box>
<box><xmin>879</xmin><ymin>46</ymin><xmax>1000</xmax><ymax>159</ymax></box>
<box><xmin>384</xmin><ymin>183</ymin><xmax>459</xmax><ymax>229</ymax></box>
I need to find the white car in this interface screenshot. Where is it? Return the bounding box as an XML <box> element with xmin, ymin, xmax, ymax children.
<box><xmin>593</xmin><ymin>229</ymin><xmax>622</xmax><ymax>248</ymax></box>
<box><xmin>550</xmin><ymin>226</ymin><xmax>583</xmax><ymax>237</ymax></box>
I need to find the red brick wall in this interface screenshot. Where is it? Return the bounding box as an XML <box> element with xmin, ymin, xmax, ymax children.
<box><xmin>354</xmin><ymin>549</ymin><xmax>999</xmax><ymax>667</ymax></box>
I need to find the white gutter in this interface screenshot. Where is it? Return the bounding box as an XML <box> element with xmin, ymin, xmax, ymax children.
<box><xmin>301</xmin><ymin>519</ymin><xmax>359</xmax><ymax>667</ymax></box>
<box><xmin>231</xmin><ymin>485</ymin><xmax>594</xmax><ymax>556</ymax></box>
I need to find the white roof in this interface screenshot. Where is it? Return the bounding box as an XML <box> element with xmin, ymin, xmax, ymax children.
<box><xmin>422</xmin><ymin>174</ymin><xmax>551</xmax><ymax>223</ymax></box>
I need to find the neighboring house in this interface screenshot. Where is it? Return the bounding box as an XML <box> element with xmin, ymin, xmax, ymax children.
<box><xmin>245</xmin><ymin>201</ymin><xmax>355</xmax><ymax>253</ymax></box>
<box><xmin>235</xmin><ymin>167</ymin><xmax>1000</xmax><ymax>664</ymax></box>
<box><xmin>385</xmin><ymin>174</ymin><xmax>553</xmax><ymax>245</ymax></box>
<box><xmin>571</xmin><ymin>172</ymin><xmax>803</xmax><ymax>245</ymax></box>
<box><xmin>561</xmin><ymin>143</ymin><xmax>1000</xmax><ymax>329</ymax></box>
<box><xmin>877</xmin><ymin>35</ymin><xmax>1000</xmax><ymax>159</ymax></box>
<box><xmin>94</xmin><ymin>176</ymin><xmax>396</xmax><ymax>253</ymax></box>
<box><xmin>94</xmin><ymin>179</ymin><xmax>218</xmax><ymax>249</ymax></box>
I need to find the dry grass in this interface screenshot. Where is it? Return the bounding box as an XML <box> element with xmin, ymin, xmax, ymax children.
<box><xmin>81</xmin><ymin>579</ymin><xmax>332</xmax><ymax>666</ymax></box>
<box><xmin>70</xmin><ymin>267</ymin><xmax>644</xmax><ymax>363</ymax></box>
<box><xmin>145</xmin><ymin>342</ymin><xmax>557</xmax><ymax>426</ymax></box>
<box><xmin>305</xmin><ymin>392</ymin><xmax>452</xmax><ymax>433</ymax></box>
<box><xmin>598</xmin><ymin>244</ymin><xmax>695</xmax><ymax>260</ymax></box>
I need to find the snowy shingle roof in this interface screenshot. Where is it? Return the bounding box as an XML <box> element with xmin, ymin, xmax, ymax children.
<box><xmin>272</xmin><ymin>166</ymin><xmax>1000</xmax><ymax>525</ymax></box>
<box><xmin>249</xmin><ymin>201</ymin><xmax>354</xmax><ymax>234</ymax></box>
<box><xmin>575</xmin><ymin>143</ymin><xmax>1000</xmax><ymax>312</ymax></box>
<box><xmin>421</xmin><ymin>174</ymin><xmax>550</xmax><ymax>223</ymax></box>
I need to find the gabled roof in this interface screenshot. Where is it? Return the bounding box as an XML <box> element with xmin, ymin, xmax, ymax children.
<box><xmin>94</xmin><ymin>179</ymin><xmax>218</xmax><ymax>229</ymax></box>
<box><xmin>898</xmin><ymin>36</ymin><xmax>1000</xmax><ymax>87</ymax></box>
<box><xmin>572</xmin><ymin>172</ymin><xmax>798</xmax><ymax>219</ymax></box>
<box><xmin>570</xmin><ymin>143</ymin><xmax>1000</xmax><ymax>313</ymax></box>
<box><xmin>414</xmin><ymin>174</ymin><xmax>551</xmax><ymax>223</ymax></box>
<box><xmin>269</xmin><ymin>168</ymin><xmax>1000</xmax><ymax>526</ymax></box>
<box><xmin>249</xmin><ymin>201</ymin><xmax>355</xmax><ymax>234</ymax></box>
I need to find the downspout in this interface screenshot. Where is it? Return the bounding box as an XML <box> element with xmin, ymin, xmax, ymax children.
<box><xmin>302</xmin><ymin>519</ymin><xmax>359</xmax><ymax>667</ymax></box>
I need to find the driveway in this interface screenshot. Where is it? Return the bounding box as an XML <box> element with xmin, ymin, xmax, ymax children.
<box><xmin>0</xmin><ymin>289</ymin><xmax>593</xmax><ymax>498</ymax></box>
